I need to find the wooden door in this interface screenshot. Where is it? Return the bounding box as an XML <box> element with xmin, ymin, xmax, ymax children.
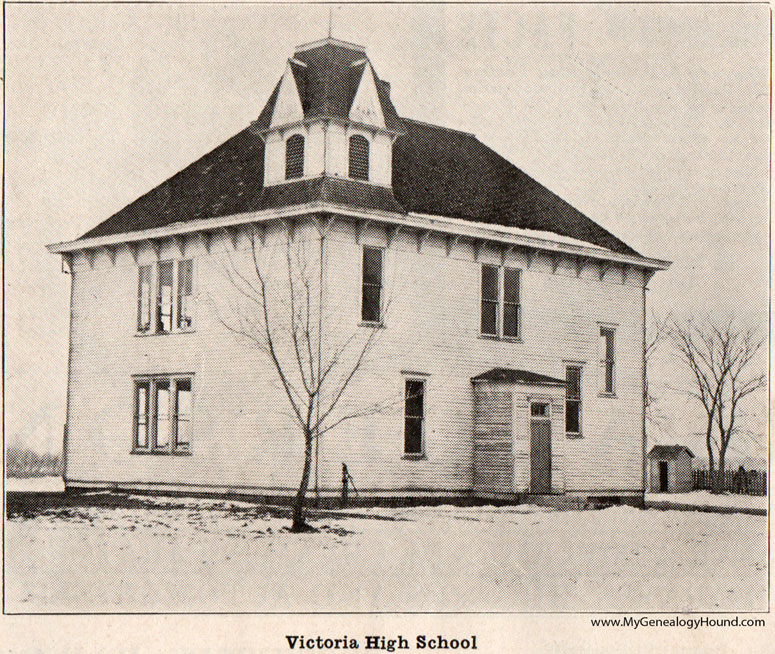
<box><xmin>659</xmin><ymin>461</ymin><xmax>669</xmax><ymax>492</ymax></box>
<box><xmin>530</xmin><ymin>402</ymin><xmax>552</xmax><ymax>494</ymax></box>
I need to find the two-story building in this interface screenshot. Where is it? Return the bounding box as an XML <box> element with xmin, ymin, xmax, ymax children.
<box><xmin>47</xmin><ymin>36</ymin><xmax>669</xmax><ymax>506</ymax></box>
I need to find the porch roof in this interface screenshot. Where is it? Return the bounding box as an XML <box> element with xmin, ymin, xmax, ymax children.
<box><xmin>471</xmin><ymin>368</ymin><xmax>566</xmax><ymax>386</ymax></box>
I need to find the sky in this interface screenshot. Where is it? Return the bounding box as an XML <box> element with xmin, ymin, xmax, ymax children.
<box><xmin>4</xmin><ymin>3</ymin><xmax>770</xmax><ymax>463</ymax></box>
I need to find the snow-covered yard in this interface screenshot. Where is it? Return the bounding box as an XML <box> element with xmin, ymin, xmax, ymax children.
<box><xmin>646</xmin><ymin>490</ymin><xmax>767</xmax><ymax>513</ymax></box>
<box><xmin>4</xmin><ymin>493</ymin><xmax>767</xmax><ymax>613</ymax></box>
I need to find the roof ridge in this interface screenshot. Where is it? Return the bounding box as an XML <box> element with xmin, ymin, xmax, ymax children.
<box><xmin>402</xmin><ymin>116</ymin><xmax>476</xmax><ymax>138</ymax></box>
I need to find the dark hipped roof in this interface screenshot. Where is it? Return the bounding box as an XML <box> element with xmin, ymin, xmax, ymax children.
<box><xmin>253</xmin><ymin>40</ymin><xmax>404</xmax><ymax>133</ymax></box>
<box><xmin>77</xmin><ymin>40</ymin><xmax>640</xmax><ymax>257</ymax></box>
<box><xmin>647</xmin><ymin>445</ymin><xmax>696</xmax><ymax>460</ymax></box>
<box><xmin>471</xmin><ymin>368</ymin><xmax>566</xmax><ymax>386</ymax></box>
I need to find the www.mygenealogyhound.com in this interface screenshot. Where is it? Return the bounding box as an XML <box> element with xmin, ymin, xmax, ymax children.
<box><xmin>285</xmin><ymin>635</ymin><xmax>478</xmax><ymax>651</ymax></box>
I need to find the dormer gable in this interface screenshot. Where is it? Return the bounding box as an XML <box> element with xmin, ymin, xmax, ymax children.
<box><xmin>269</xmin><ymin>61</ymin><xmax>305</xmax><ymax>128</ymax></box>
<box><xmin>349</xmin><ymin>62</ymin><xmax>386</xmax><ymax>129</ymax></box>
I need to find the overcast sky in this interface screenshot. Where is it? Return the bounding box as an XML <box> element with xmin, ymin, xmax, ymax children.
<box><xmin>5</xmin><ymin>3</ymin><xmax>769</xmax><ymax>461</ymax></box>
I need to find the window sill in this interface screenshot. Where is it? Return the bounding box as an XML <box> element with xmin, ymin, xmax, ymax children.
<box><xmin>135</xmin><ymin>329</ymin><xmax>196</xmax><ymax>337</ymax></box>
<box><xmin>402</xmin><ymin>454</ymin><xmax>426</xmax><ymax>461</ymax></box>
<box><xmin>565</xmin><ymin>433</ymin><xmax>583</xmax><ymax>440</ymax></box>
<box><xmin>598</xmin><ymin>392</ymin><xmax>617</xmax><ymax>398</ymax></box>
<box><xmin>478</xmin><ymin>334</ymin><xmax>522</xmax><ymax>343</ymax></box>
<box><xmin>359</xmin><ymin>321</ymin><xmax>385</xmax><ymax>329</ymax></box>
<box><xmin>131</xmin><ymin>449</ymin><xmax>192</xmax><ymax>456</ymax></box>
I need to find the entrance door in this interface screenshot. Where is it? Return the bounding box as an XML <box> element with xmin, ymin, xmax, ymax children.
<box><xmin>659</xmin><ymin>461</ymin><xmax>669</xmax><ymax>492</ymax></box>
<box><xmin>530</xmin><ymin>402</ymin><xmax>552</xmax><ymax>494</ymax></box>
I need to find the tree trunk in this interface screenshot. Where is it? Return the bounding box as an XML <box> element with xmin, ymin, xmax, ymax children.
<box><xmin>291</xmin><ymin>428</ymin><xmax>315</xmax><ymax>532</ymax></box>
<box><xmin>714</xmin><ymin>449</ymin><xmax>727</xmax><ymax>495</ymax></box>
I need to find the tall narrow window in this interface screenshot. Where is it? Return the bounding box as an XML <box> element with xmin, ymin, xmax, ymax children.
<box><xmin>566</xmin><ymin>366</ymin><xmax>582</xmax><ymax>437</ymax></box>
<box><xmin>156</xmin><ymin>260</ymin><xmax>174</xmax><ymax>333</ymax></box>
<box><xmin>502</xmin><ymin>267</ymin><xmax>521</xmax><ymax>338</ymax></box>
<box><xmin>137</xmin><ymin>265</ymin><xmax>152</xmax><ymax>332</ymax></box>
<box><xmin>480</xmin><ymin>264</ymin><xmax>499</xmax><ymax>336</ymax></box>
<box><xmin>174</xmin><ymin>379</ymin><xmax>192</xmax><ymax>451</ymax></box>
<box><xmin>348</xmin><ymin>135</ymin><xmax>369</xmax><ymax>181</ymax></box>
<box><xmin>361</xmin><ymin>246</ymin><xmax>383</xmax><ymax>323</ymax></box>
<box><xmin>600</xmin><ymin>327</ymin><xmax>615</xmax><ymax>394</ymax></box>
<box><xmin>135</xmin><ymin>381</ymin><xmax>150</xmax><ymax>449</ymax></box>
<box><xmin>154</xmin><ymin>380</ymin><xmax>170</xmax><ymax>450</ymax></box>
<box><xmin>285</xmin><ymin>134</ymin><xmax>305</xmax><ymax>180</ymax></box>
<box><xmin>177</xmin><ymin>259</ymin><xmax>194</xmax><ymax>329</ymax></box>
<box><xmin>404</xmin><ymin>379</ymin><xmax>425</xmax><ymax>456</ymax></box>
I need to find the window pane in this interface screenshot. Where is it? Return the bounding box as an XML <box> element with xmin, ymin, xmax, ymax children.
<box><xmin>503</xmin><ymin>303</ymin><xmax>519</xmax><ymax>338</ymax></box>
<box><xmin>136</xmin><ymin>383</ymin><xmax>149</xmax><ymax>448</ymax></box>
<box><xmin>404</xmin><ymin>418</ymin><xmax>423</xmax><ymax>454</ymax></box>
<box><xmin>348</xmin><ymin>135</ymin><xmax>370</xmax><ymax>180</ymax></box>
<box><xmin>137</xmin><ymin>266</ymin><xmax>152</xmax><ymax>332</ymax></box>
<box><xmin>405</xmin><ymin>380</ymin><xmax>424</xmax><ymax>417</ymax></box>
<box><xmin>285</xmin><ymin>135</ymin><xmax>305</xmax><ymax>179</ymax></box>
<box><xmin>481</xmin><ymin>265</ymin><xmax>498</xmax><ymax>301</ymax></box>
<box><xmin>566</xmin><ymin>367</ymin><xmax>581</xmax><ymax>399</ymax></box>
<box><xmin>605</xmin><ymin>361</ymin><xmax>614</xmax><ymax>394</ymax></box>
<box><xmin>404</xmin><ymin>380</ymin><xmax>424</xmax><ymax>455</ymax></box>
<box><xmin>504</xmin><ymin>268</ymin><xmax>520</xmax><ymax>304</ymax></box>
<box><xmin>177</xmin><ymin>259</ymin><xmax>194</xmax><ymax>329</ymax></box>
<box><xmin>361</xmin><ymin>285</ymin><xmax>381</xmax><ymax>322</ymax></box>
<box><xmin>362</xmin><ymin>247</ymin><xmax>382</xmax><ymax>285</ymax></box>
<box><xmin>565</xmin><ymin>400</ymin><xmax>580</xmax><ymax>433</ymax></box>
<box><xmin>155</xmin><ymin>382</ymin><xmax>170</xmax><ymax>449</ymax></box>
<box><xmin>481</xmin><ymin>300</ymin><xmax>497</xmax><ymax>336</ymax></box>
<box><xmin>175</xmin><ymin>380</ymin><xmax>192</xmax><ymax>448</ymax></box>
<box><xmin>601</xmin><ymin>328</ymin><xmax>614</xmax><ymax>359</ymax></box>
<box><xmin>157</xmin><ymin>261</ymin><xmax>173</xmax><ymax>333</ymax></box>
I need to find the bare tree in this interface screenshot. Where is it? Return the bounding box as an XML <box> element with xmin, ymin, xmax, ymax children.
<box><xmin>216</xmin><ymin>221</ymin><xmax>394</xmax><ymax>531</ymax></box>
<box><xmin>671</xmin><ymin>317</ymin><xmax>765</xmax><ymax>492</ymax></box>
<box><xmin>645</xmin><ymin>310</ymin><xmax>670</xmax><ymax>424</ymax></box>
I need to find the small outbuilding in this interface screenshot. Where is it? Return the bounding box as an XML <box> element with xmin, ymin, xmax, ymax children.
<box><xmin>647</xmin><ymin>445</ymin><xmax>695</xmax><ymax>493</ymax></box>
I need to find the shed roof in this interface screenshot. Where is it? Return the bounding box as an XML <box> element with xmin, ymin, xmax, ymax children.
<box><xmin>647</xmin><ymin>445</ymin><xmax>696</xmax><ymax>460</ymax></box>
<box><xmin>471</xmin><ymin>368</ymin><xmax>566</xmax><ymax>386</ymax></box>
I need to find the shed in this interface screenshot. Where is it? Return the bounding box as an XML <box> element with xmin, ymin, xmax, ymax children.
<box><xmin>647</xmin><ymin>445</ymin><xmax>695</xmax><ymax>493</ymax></box>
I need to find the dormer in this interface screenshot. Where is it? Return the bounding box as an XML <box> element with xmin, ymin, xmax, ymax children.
<box><xmin>253</xmin><ymin>37</ymin><xmax>405</xmax><ymax>188</ymax></box>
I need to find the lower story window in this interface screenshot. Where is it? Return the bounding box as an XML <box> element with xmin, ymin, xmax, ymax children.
<box><xmin>565</xmin><ymin>365</ymin><xmax>582</xmax><ymax>437</ymax></box>
<box><xmin>404</xmin><ymin>379</ymin><xmax>426</xmax><ymax>456</ymax></box>
<box><xmin>134</xmin><ymin>375</ymin><xmax>193</xmax><ymax>454</ymax></box>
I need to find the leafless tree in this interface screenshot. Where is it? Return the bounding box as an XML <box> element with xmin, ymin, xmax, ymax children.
<box><xmin>645</xmin><ymin>310</ymin><xmax>670</xmax><ymax>424</ymax></box>
<box><xmin>217</xmin><ymin>221</ymin><xmax>394</xmax><ymax>531</ymax></box>
<box><xmin>671</xmin><ymin>317</ymin><xmax>765</xmax><ymax>492</ymax></box>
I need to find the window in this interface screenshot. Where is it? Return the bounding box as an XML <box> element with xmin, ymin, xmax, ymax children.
<box><xmin>404</xmin><ymin>379</ymin><xmax>425</xmax><ymax>456</ymax></box>
<box><xmin>480</xmin><ymin>264</ymin><xmax>521</xmax><ymax>339</ymax></box>
<box><xmin>285</xmin><ymin>134</ymin><xmax>305</xmax><ymax>180</ymax></box>
<box><xmin>177</xmin><ymin>259</ymin><xmax>194</xmax><ymax>329</ymax></box>
<box><xmin>348</xmin><ymin>135</ymin><xmax>369</xmax><ymax>181</ymax></box>
<box><xmin>137</xmin><ymin>265</ymin><xmax>152</xmax><ymax>332</ymax></box>
<box><xmin>133</xmin><ymin>375</ymin><xmax>193</xmax><ymax>454</ymax></box>
<box><xmin>565</xmin><ymin>366</ymin><xmax>582</xmax><ymax>437</ymax></box>
<box><xmin>600</xmin><ymin>327</ymin><xmax>615</xmax><ymax>394</ymax></box>
<box><xmin>361</xmin><ymin>246</ymin><xmax>383</xmax><ymax>323</ymax></box>
<box><xmin>156</xmin><ymin>260</ymin><xmax>174</xmax><ymax>333</ymax></box>
<box><xmin>138</xmin><ymin>260</ymin><xmax>194</xmax><ymax>334</ymax></box>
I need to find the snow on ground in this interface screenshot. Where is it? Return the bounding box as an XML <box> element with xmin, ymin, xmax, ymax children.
<box><xmin>5</xmin><ymin>476</ymin><xmax>65</xmax><ymax>493</ymax></box>
<box><xmin>4</xmin><ymin>496</ymin><xmax>767</xmax><ymax>613</ymax></box>
<box><xmin>646</xmin><ymin>490</ymin><xmax>767</xmax><ymax>512</ymax></box>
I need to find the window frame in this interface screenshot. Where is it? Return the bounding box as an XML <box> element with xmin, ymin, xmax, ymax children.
<box><xmin>599</xmin><ymin>326</ymin><xmax>616</xmax><ymax>396</ymax></box>
<box><xmin>565</xmin><ymin>365</ymin><xmax>583</xmax><ymax>438</ymax></box>
<box><xmin>360</xmin><ymin>245</ymin><xmax>384</xmax><ymax>325</ymax></box>
<box><xmin>137</xmin><ymin>259</ymin><xmax>195</xmax><ymax>335</ymax></box>
<box><xmin>132</xmin><ymin>374</ymin><xmax>194</xmax><ymax>455</ymax></box>
<box><xmin>402</xmin><ymin>377</ymin><xmax>427</xmax><ymax>459</ymax></box>
<box><xmin>137</xmin><ymin>265</ymin><xmax>153</xmax><ymax>333</ymax></box>
<box><xmin>479</xmin><ymin>263</ymin><xmax>522</xmax><ymax>341</ymax></box>
<box><xmin>348</xmin><ymin>134</ymin><xmax>370</xmax><ymax>181</ymax></box>
<box><xmin>285</xmin><ymin>133</ymin><xmax>305</xmax><ymax>180</ymax></box>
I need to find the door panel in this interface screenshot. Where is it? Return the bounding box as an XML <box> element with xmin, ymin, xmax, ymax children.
<box><xmin>530</xmin><ymin>408</ymin><xmax>552</xmax><ymax>494</ymax></box>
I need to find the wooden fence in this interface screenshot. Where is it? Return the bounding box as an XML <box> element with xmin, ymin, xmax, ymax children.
<box><xmin>692</xmin><ymin>469</ymin><xmax>767</xmax><ymax>496</ymax></box>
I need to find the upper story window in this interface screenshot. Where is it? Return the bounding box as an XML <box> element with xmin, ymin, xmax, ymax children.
<box><xmin>285</xmin><ymin>134</ymin><xmax>305</xmax><ymax>180</ymax></box>
<box><xmin>565</xmin><ymin>365</ymin><xmax>582</xmax><ymax>438</ymax></box>
<box><xmin>361</xmin><ymin>246</ymin><xmax>383</xmax><ymax>324</ymax></box>
<box><xmin>137</xmin><ymin>259</ymin><xmax>194</xmax><ymax>335</ymax></box>
<box><xmin>480</xmin><ymin>264</ymin><xmax>521</xmax><ymax>340</ymax></box>
<box><xmin>133</xmin><ymin>374</ymin><xmax>192</xmax><ymax>455</ymax></box>
<box><xmin>600</xmin><ymin>327</ymin><xmax>615</xmax><ymax>395</ymax></box>
<box><xmin>348</xmin><ymin>135</ymin><xmax>369</xmax><ymax>181</ymax></box>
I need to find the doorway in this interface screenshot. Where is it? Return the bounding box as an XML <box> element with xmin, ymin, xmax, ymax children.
<box><xmin>659</xmin><ymin>460</ymin><xmax>669</xmax><ymax>492</ymax></box>
<box><xmin>530</xmin><ymin>401</ymin><xmax>551</xmax><ymax>494</ymax></box>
